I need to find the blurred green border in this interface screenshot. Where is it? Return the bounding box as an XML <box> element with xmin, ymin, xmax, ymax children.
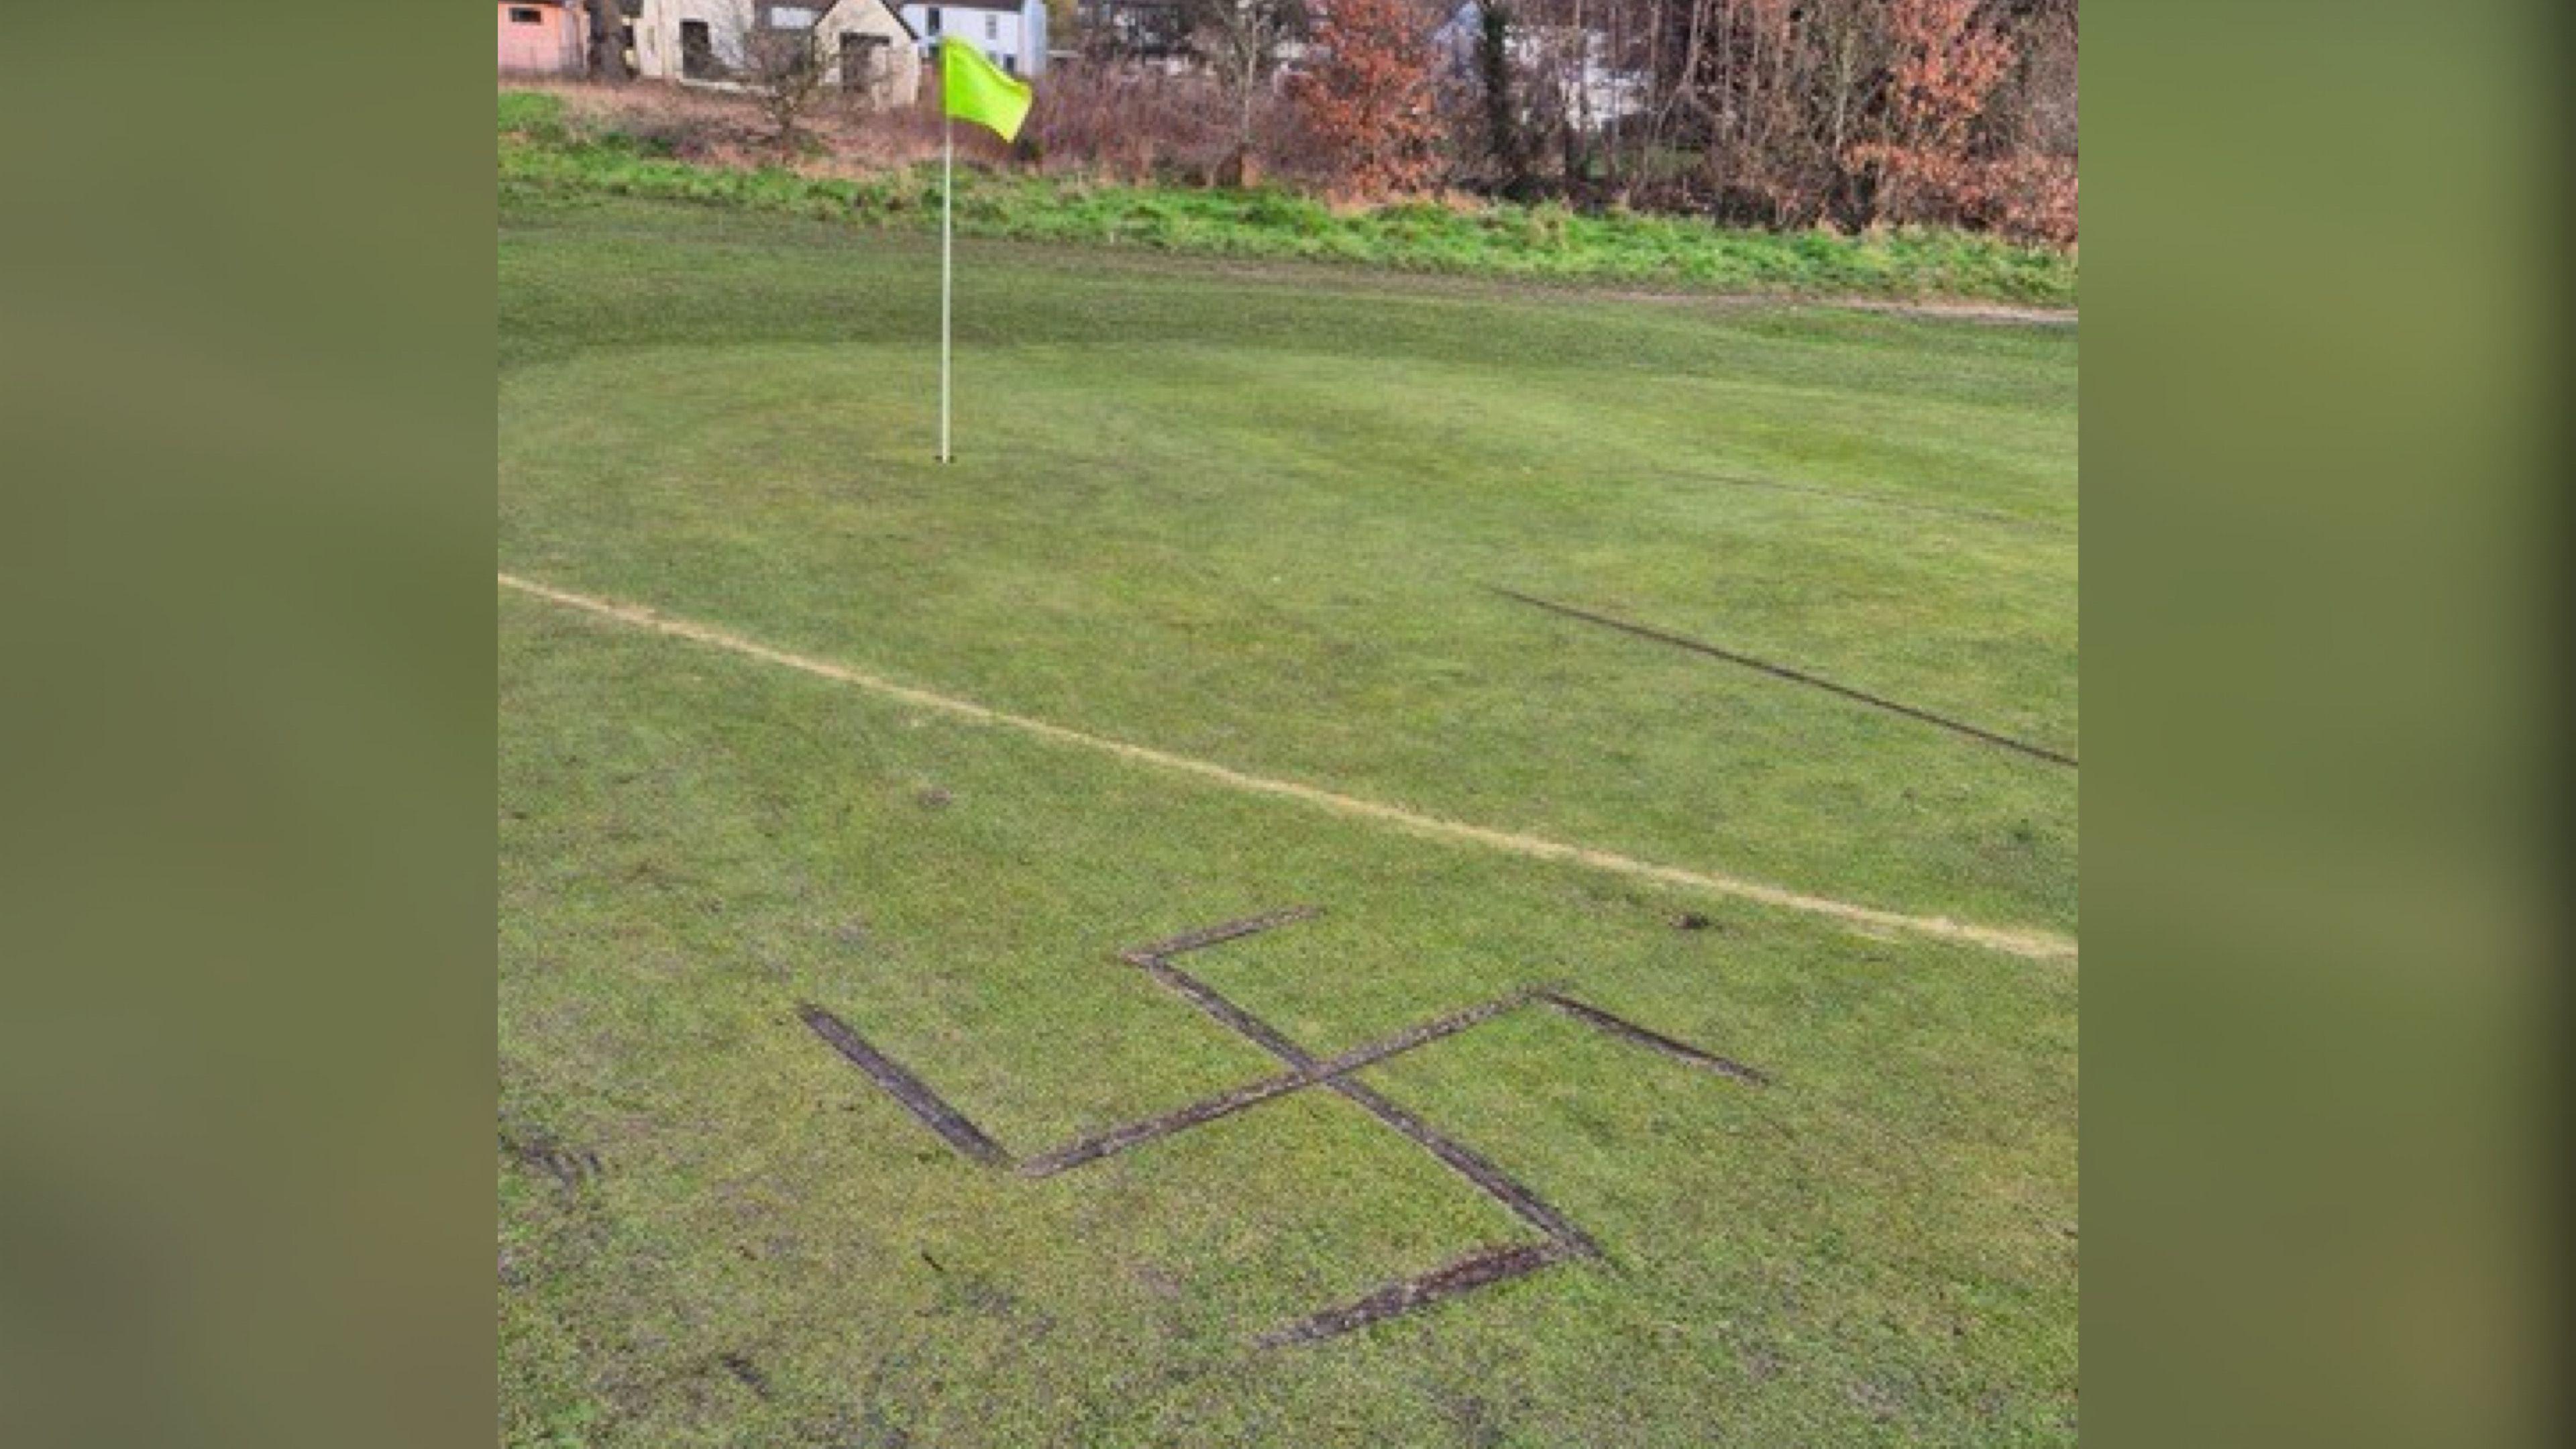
<box><xmin>1</xmin><ymin>6</ymin><xmax>495</xmax><ymax>1448</ymax></box>
<box><xmin>2086</xmin><ymin>3</ymin><xmax>2567</xmax><ymax>1446</ymax></box>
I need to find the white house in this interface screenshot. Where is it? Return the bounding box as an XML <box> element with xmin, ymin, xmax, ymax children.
<box><xmin>1432</xmin><ymin>2</ymin><xmax>1646</xmax><ymax>134</ymax></box>
<box><xmin>899</xmin><ymin>0</ymin><xmax>1050</xmax><ymax>78</ymax></box>
<box><xmin>632</xmin><ymin>0</ymin><xmax>924</xmax><ymax>104</ymax></box>
<box><xmin>1076</xmin><ymin>0</ymin><xmax>1187</xmax><ymax>58</ymax></box>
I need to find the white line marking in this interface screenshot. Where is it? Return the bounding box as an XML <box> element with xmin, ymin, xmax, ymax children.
<box><xmin>500</xmin><ymin>573</ymin><xmax>2077</xmax><ymax>963</ymax></box>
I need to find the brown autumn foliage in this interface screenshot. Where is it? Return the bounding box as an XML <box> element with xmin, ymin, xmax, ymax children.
<box><xmin>1405</xmin><ymin>0</ymin><xmax>2074</xmax><ymax>241</ymax></box>
<box><xmin>1976</xmin><ymin>150</ymin><xmax>2078</xmax><ymax>247</ymax></box>
<box><xmin>1844</xmin><ymin>0</ymin><xmax>2014</xmax><ymax>223</ymax></box>
<box><xmin>1472</xmin><ymin>0</ymin><xmax>2077</xmax><ymax>242</ymax></box>
<box><xmin>1026</xmin><ymin>62</ymin><xmax>1310</xmax><ymax>185</ymax></box>
<box><xmin>1977</xmin><ymin>1</ymin><xmax>2080</xmax><ymax>244</ymax></box>
<box><xmin>522</xmin><ymin>0</ymin><xmax>2077</xmax><ymax>245</ymax></box>
<box><xmin>1292</xmin><ymin>0</ymin><xmax>1446</xmax><ymax>197</ymax></box>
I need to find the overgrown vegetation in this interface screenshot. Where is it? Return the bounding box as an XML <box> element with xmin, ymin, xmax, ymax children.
<box><xmin>526</xmin><ymin>1</ymin><xmax>2077</xmax><ymax>240</ymax></box>
<box><xmin>500</xmin><ymin>90</ymin><xmax>2074</xmax><ymax>304</ymax></box>
<box><xmin>1067</xmin><ymin>0</ymin><xmax>2078</xmax><ymax>239</ymax></box>
<box><xmin>1293</xmin><ymin>0</ymin><xmax>1446</xmax><ymax>195</ymax></box>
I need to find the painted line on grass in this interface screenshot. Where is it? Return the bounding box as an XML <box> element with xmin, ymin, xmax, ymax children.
<box><xmin>500</xmin><ymin>572</ymin><xmax>2077</xmax><ymax>963</ymax></box>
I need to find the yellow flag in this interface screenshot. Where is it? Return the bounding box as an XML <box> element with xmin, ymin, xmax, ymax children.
<box><xmin>940</xmin><ymin>38</ymin><xmax>1032</xmax><ymax>143</ymax></box>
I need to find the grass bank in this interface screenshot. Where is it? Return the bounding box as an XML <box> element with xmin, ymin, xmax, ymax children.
<box><xmin>499</xmin><ymin>90</ymin><xmax>2076</xmax><ymax>306</ymax></box>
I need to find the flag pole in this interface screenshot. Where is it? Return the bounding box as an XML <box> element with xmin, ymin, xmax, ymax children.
<box><xmin>939</xmin><ymin>76</ymin><xmax>954</xmax><ymax>464</ymax></box>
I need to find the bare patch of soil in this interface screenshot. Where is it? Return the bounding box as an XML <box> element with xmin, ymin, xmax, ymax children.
<box><xmin>498</xmin><ymin>1116</ymin><xmax>602</xmax><ymax>1192</ymax></box>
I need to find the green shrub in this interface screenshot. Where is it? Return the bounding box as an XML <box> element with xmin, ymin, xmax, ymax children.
<box><xmin>1517</xmin><ymin>203</ymin><xmax>1572</xmax><ymax>250</ymax></box>
<box><xmin>498</xmin><ymin>91</ymin><xmax>568</xmax><ymax>142</ymax></box>
<box><xmin>496</xmin><ymin>121</ymin><xmax>2076</xmax><ymax>305</ymax></box>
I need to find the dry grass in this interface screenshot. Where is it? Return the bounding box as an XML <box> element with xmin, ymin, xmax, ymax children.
<box><xmin>509</xmin><ymin>78</ymin><xmax>951</xmax><ymax>174</ymax></box>
<box><xmin>513</xmin><ymin>69</ymin><xmax>1327</xmax><ymax>189</ymax></box>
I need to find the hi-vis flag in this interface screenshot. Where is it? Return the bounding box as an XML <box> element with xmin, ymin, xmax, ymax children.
<box><xmin>941</xmin><ymin>40</ymin><xmax>1031</xmax><ymax>143</ymax></box>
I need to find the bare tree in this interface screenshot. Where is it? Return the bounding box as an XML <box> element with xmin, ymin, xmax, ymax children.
<box><xmin>713</xmin><ymin>2</ymin><xmax>842</xmax><ymax>158</ymax></box>
<box><xmin>1477</xmin><ymin>3</ymin><xmax>1530</xmax><ymax>193</ymax></box>
<box><xmin>584</xmin><ymin>0</ymin><xmax>633</xmax><ymax>81</ymax></box>
<box><xmin>1184</xmin><ymin>0</ymin><xmax>1304</xmax><ymax>159</ymax></box>
<box><xmin>1511</xmin><ymin>3</ymin><xmax>1597</xmax><ymax>190</ymax></box>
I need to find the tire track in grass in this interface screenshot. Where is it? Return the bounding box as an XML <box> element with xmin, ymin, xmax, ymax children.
<box><xmin>500</xmin><ymin>572</ymin><xmax>2077</xmax><ymax>963</ymax></box>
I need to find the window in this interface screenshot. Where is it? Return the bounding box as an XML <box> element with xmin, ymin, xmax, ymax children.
<box><xmin>841</xmin><ymin>32</ymin><xmax>891</xmax><ymax>89</ymax></box>
<box><xmin>983</xmin><ymin>15</ymin><xmax>998</xmax><ymax>39</ymax></box>
<box><xmin>506</xmin><ymin>6</ymin><xmax>543</xmax><ymax>23</ymax></box>
<box><xmin>1001</xmin><ymin>53</ymin><xmax>1015</xmax><ymax>74</ymax></box>
<box><xmin>925</xmin><ymin>7</ymin><xmax>943</xmax><ymax>34</ymax></box>
<box><xmin>680</xmin><ymin>19</ymin><xmax>715</xmax><ymax>77</ymax></box>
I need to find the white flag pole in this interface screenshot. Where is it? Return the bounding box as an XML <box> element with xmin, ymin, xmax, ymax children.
<box><xmin>940</xmin><ymin>80</ymin><xmax>954</xmax><ymax>464</ymax></box>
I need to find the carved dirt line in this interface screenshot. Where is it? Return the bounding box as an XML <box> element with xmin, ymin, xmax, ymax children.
<box><xmin>1322</xmin><ymin>1077</ymin><xmax>1599</xmax><ymax>1255</ymax></box>
<box><xmin>1117</xmin><ymin>906</ymin><xmax>1326</xmax><ymax>965</ymax></box>
<box><xmin>1491</xmin><ymin>587</ymin><xmax>2078</xmax><ymax>769</ymax></box>
<box><xmin>1121</xmin><ymin>945</ymin><xmax>1601</xmax><ymax>1257</ymax></box>
<box><xmin>1254</xmin><ymin>1239</ymin><xmax>1580</xmax><ymax>1348</ymax></box>
<box><xmin>1018</xmin><ymin>1069</ymin><xmax>1311</xmax><ymax>1178</ymax></box>
<box><xmin>802</xmin><ymin>908</ymin><xmax>1774</xmax><ymax>1349</ymax></box>
<box><xmin>797</xmin><ymin>1005</ymin><xmax>1012</xmax><ymax>1167</ymax></box>
<box><xmin>1313</xmin><ymin>989</ymin><xmax>1544</xmax><ymax>1075</ymax></box>
<box><xmin>1537</xmin><ymin>993</ymin><xmax>1772</xmax><ymax>1085</ymax></box>
<box><xmin>1133</xmin><ymin>957</ymin><xmax>1322</xmax><ymax>1068</ymax></box>
<box><xmin>1018</xmin><ymin>991</ymin><xmax>1541</xmax><ymax>1178</ymax></box>
<box><xmin>500</xmin><ymin>573</ymin><xmax>2074</xmax><ymax>963</ymax></box>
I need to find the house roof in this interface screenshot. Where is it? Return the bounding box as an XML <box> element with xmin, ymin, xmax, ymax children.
<box><xmin>861</xmin><ymin>0</ymin><xmax>922</xmax><ymax>39</ymax></box>
<box><xmin>779</xmin><ymin>0</ymin><xmax>924</xmax><ymax>39</ymax></box>
<box><xmin>904</xmin><ymin>0</ymin><xmax>1030</xmax><ymax>12</ymax></box>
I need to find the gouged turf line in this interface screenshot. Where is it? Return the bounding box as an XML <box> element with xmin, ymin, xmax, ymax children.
<box><xmin>500</xmin><ymin>573</ymin><xmax>2077</xmax><ymax>963</ymax></box>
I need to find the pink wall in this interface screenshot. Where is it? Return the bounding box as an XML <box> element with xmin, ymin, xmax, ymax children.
<box><xmin>497</xmin><ymin>3</ymin><xmax>584</xmax><ymax>76</ymax></box>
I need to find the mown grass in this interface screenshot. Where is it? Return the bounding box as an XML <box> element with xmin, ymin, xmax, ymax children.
<box><xmin>500</xmin><ymin>193</ymin><xmax>2076</xmax><ymax>1446</ymax></box>
<box><xmin>502</xmin><ymin>199</ymin><xmax>2077</xmax><ymax>934</ymax></box>
<box><xmin>499</xmin><ymin>89</ymin><xmax>2077</xmax><ymax>305</ymax></box>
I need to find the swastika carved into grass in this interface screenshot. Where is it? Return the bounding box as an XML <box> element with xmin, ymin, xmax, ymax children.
<box><xmin>801</xmin><ymin>907</ymin><xmax>1768</xmax><ymax>1346</ymax></box>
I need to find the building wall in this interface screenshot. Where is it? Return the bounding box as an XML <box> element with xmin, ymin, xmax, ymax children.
<box><xmin>633</xmin><ymin>0</ymin><xmax>921</xmax><ymax>105</ymax></box>
<box><xmin>830</xmin><ymin>4</ymin><xmax>924</xmax><ymax>107</ymax></box>
<box><xmin>900</xmin><ymin>3</ymin><xmax>1046</xmax><ymax>76</ymax></box>
<box><xmin>498</xmin><ymin>3</ymin><xmax>586</xmax><ymax>76</ymax></box>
